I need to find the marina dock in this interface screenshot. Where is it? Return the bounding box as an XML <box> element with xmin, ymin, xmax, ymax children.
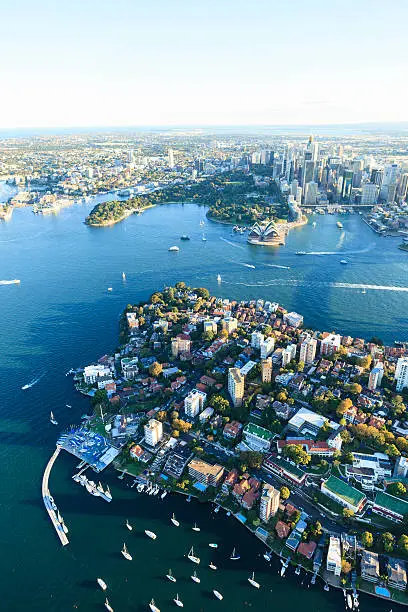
<box><xmin>42</xmin><ymin>446</ymin><xmax>69</xmax><ymax>546</ymax></box>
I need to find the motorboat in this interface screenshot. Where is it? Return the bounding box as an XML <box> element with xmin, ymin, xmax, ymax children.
<box><xmin>340</xmin><ymin>259</ymin><xmax>348</xmax><ymax>265</ymax></box>
<box><xmin>160</xmin><ymin>491</ymin><xmax>167</xmax><ymax>499</ymax></box>
<box><xmin>180</xmin><ymin>235</ymin><xmax>190</xmax><ymax>241</ymax></box>
<box><xmin>97</xmin><ymin>578</ymin><xmax>107</xmax><ymax>591</ymax></box>
<box><xmin>121</xmin><ymin>543</ymin><xmax>132</xmax><ymax>560</ymax></box>
<box><xmin>248</xmin><ymin>571</ymin><xmax>260</xmax><ymax>588</ymax></box>
<box><xmin>213</xmin><ymin>590</ymin><xmax>223</xmax><ymax>600</ymax></box>
<box><xmin>166</xmin><ymin>569</ymin><xmax>176</xmax><ymax>583</ymax></box>
<box><xmin>263</xmin><ymin>551</ymin><xmax>272</xmax><ymax>562</ymax></box>
<box><xmin>171</xmin><ymin>513</ymin><xmax>180</xmax><ymax>527</ymax></box>
<box><xmin>65</xmin><ymin>404</ymin><xmax>72</xmax><ymax>408</ymax></box>
<box><xmin>145</xmin><ymin>530</ymin><xmax>157</xmax><ymax>540</ymax></box>
<box><xmin>347</xmin><ymin>594</ymin><xmax>353</xmax><ymax>609</ymax></box>
<box><xmin>187</xmin><ymin>546</ymin><xmax>200</xmax><ymax>564</ymax></box>
<box><xmin>173</xmin><ymin>593</ymin><xmax>183</xmax><ymax>608</ymax></box>
<box><xmin>209</xmin><ymin>543</ymin><xmax>218</xmax><ymax>548</ymax></box>
<box><xmin>191</xmin><ymin>571</ymin><xmax>200</xmax><ymax>583</ymax></box>
<box><xmin>107</xmin><ymin>287</ymin><xmax>113</xmax><ymax>291</ymax></box>
<box><xmin>217</xmin><ymin>274</ymin><xmax>221</xmax><ymax>282</ymax></box>
<box><xmin>168</xmin><ymin>246</ymin><xmax>179</xmax><ymax>252</ymax></box>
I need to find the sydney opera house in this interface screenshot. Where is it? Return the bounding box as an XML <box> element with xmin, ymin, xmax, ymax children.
<box><xmin>247</xmin><ymin>220</ymin><xmax>285</xmax><ymax>246</ymax></box>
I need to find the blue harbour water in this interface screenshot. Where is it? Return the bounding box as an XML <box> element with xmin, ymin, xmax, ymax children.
<box><xmin>1</xmin><ymin>189</ymin><xmax>407</xmax><ymax>611</ymax></box>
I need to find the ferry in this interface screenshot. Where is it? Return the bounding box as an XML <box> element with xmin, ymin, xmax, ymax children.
<box><xmin>97</xmin><ymin>578</ymin><xmax>107</xmax><ymax>591</ymax></box>
<box><xmin>145</xmin><ymin>530</ymin><xmax>157</xmax><ymax>540</ymax></box>
<box><xmin>187</xmin><ymin>546</ymin><xmax>200</xmax><ymax>564</ymax></box>
<box><xmin>121</xmin><ymin>543</ymin><xmax>132</xmax><ymax>561</ymax></box>
<box><xmin>248</xmin><ymin>571</ymin><xmax>260</xmax><ymax>588</ymax></box>
<box><xmin>173</xmin><ymin>593</ymin><xmax>183</xmax><ymax>608</ymax></box>
<box><xmin>192</xmin><ymin>523</ymin><xmax>200</xmax><ymax>532</ymax></box>
<box><xmin>191</xmin><ymin>571</ymin><xmax>200</xmax><ymax>583</ymax></box>
<box><xmin>213</xmin><ymin>590</ymin><xmax>223</xmax><ymax>600</ymax></box>
<box><xmin>171</xmin><ymin>513</ymin><xmax>179</xmax><ymax>527</ymax></box>
<box><xmin>230</xmin><ymin>547</ymin><xmax>240</xmax><ymax>560</ymax></box>
<box><xmin>168</xmin><ymin>246</ymin><xmax>179</xmax><ymax>252</ymax></box>
<box><xmin>105</xmin><ymin>597</ymin><xmax>114</xmax><ymax>612</ymax></box>
<box><xmin>125</xmin><ymin>519</ymin><xmax>132</xmax><ymax>531</ymax></box>
<box><xmin>149</xmin><ymin>598</ymin><xmax>160</xmax><ymax>612</ymax></box>
<box><xmin>166</xmin><ymin>569</ymin><xmax>176</xmax><ymax>583</ymax></box>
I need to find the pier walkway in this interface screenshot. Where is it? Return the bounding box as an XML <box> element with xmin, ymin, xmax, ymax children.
<box><xmin>42</xmin><ymin>445</ymin><xmax>69</xmax><ymax>546</ymax></box>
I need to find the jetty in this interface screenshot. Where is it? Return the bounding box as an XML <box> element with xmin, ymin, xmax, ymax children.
<box><xmin>42</xmin><ymin>446</ymin><xmax>69</xmax><ymax>546</ymax></box>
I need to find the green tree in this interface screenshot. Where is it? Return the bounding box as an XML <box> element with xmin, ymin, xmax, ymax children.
<box><xmin>380</xmin><ymin>532</ymin><xmax>395</xmax><ymax>553</ymax></box>
<box><xmin>361</xmin><ymin>531</ymin><xmax>374</xmax><ymax>548</ymax></box>
<box><xmin>282</xmin><ymin>444</ymin><xmax>310</xmax><ymax>465</ymax></box>
<box><xmin>398</xmin><ymin>534</ymin><xmax>408</xmax><ymax>553</ymax></box>
<box><xmin>239</xmin><ymin>451</ymin><xmax>263</xmax><ymax>469</ymax></box>
<box><xmin>91</xmin><ymin>388</ymin><xmax>108</xmax><ymax>407</ymax></box>
<box><xmin>149</xmin><ymin>361</ymin><xmax>163</xmax><ymax>377</ymax></box>
<box><xmin>211</xmin><ymin>395</ymin><xmax>231</xmax><ymax>414</ymax></box>
<box><xmin>280</xmin><ymin>486</ymin><xmax>290</xmax><ymax>500</ymax></box>
<box><xmin>337</xmin><ymin>398</ymin><xmax>353</xmax><ymax>417</ymax></box>
<box><xmin>342</xmin><ymin>508</ymin><xmax>354</xmax><ymax>519</ymax></box>
<box><xmin>388</xmin><ymin>482</ymin><xmax>407</xmax><ymax>497</ymax></box>
<box><xmin>342</xmin><ymin>560</ymin><xmax>352</xmax><ymax>574</ymax></box>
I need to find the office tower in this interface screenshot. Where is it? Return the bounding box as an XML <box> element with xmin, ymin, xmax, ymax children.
<box><xmin>341</xmin><ymin>170</ymin><xmax>353</xmax><ymax>200</ymax></box>
<box><xmin>144</xmin><ymin>419</ymin><xmax>163</xmax><ymax>447</ymax></box>
<box><xmin>303</xmin><ymin>159</ymin><xmax>315</xmax><ymax>186</ymax></box>
<box><xmin>228</xmin><ymin>368</ymin><xmax>245</xmax><ymax>407</ymax></box>
<box><xmin>380</xmin><ymin>163</ymin><xmax>398</xmax><ymax>200</ymax></box>
<box><xmin>259</xmin><ymin>484</ymin><xmax>280</xmax><ymax>522</ymax></box>
<box><xmin>371</xmin><ymin>168</ymin><xmax>383</xmax><ymax>187</ymax></box>
<box><xmin>361</xmin><ymin>183</ymin><xmax>378</xmax><ymax>205</ymax></box>
<box><xmin>300</xmin><ymin>336</ymin><xmax>317</xmax><ymax>364</ymax></box>
<box><xmin>398</xmin><ymin>173</ymin><xmax>408</xmax><ymax>200</ymax></box>
<box><xmin>395</xmin><ymin>357</ymin><xmax>408</xmax><ymax>391</ymax></box>
<box><xmin>304</xmin><ymin>181</ymin><xmax>318</xmax><ymax>205</ymax></box>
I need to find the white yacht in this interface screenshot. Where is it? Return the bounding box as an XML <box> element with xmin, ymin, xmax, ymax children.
<box><xmin>209</xmin><ymin>562</ymin><xmax>217</xmax><ymax>570</ymax></box>
<box><xmin>171</xmin><ymin>513</ymin><xmax>180</xmax><ymax>527</ymax></box>
<box><xmin>137</xmin><ymin>483</ymin><xmax>145</xmax><ymax>493</ymax></box>
<box><xmin>248</xmin><ymin>571</ymin><xmax>260</xmax><ymax>588</ymax></box>
<box><xmin>65</xmin><ymin>404</ymin><xmax>72</xmax><ymax>408</ymax></box>
<box><xmin>263</xmin><ymin>551</ymin><xmax>272</xmax><ymax>562</ymax></box>
<box><xmin>122</xmin><ymin>272</ymin><xmax>126</xmax><ymax>280</ymax></box>
<box><xmin>145</xmin><ymin>530</ymin><xmax>157</xmax><ymax>540</ymax></box>
<box><xmin>173</xmin><ymin>593</ymin><xmax>183</xmax><ymax>608</ymax></box>
<box><xmin>107</xmin><ymin>287</ymin><xmax>113</xmax><ymax>291</ymax></box>
<box><xmin>160</xmin><ymin>490</ymin><xmax>167</xmax><ymax>499</ymax></box>
<box><xmin>166</xmin><ymin>569</ymin><xmax>176</xmax><ymax>583</ymax></box>
<box><xmin>149</xmin><ymin>599</ymin><xmax>160</xmax><ymax>612</ymax></box>
<box><xmin>105</xmin><ymin>597</ymin><xmax>114</xmax><ymax>612</ymax></box>
<box><xmin>125</xmin><ymin>519</ymin><xmax>132</xmax><ymax>531</ymax></box>
<box><xmin>191</xmin><ymin>570</ymin><xmax>200</xmax><ymax>583</ymax></box>
<box><xmin>50</xmin><ymin>411</ymin><xmax>58</xmax><ymax>425</ymax></box>
<box><xmin>209</xmin><ymin>543</ymin><xmax>218</xmax><ymax>548</ymax></box>
<box><xmin>192</xmin><ymin>523</ymin><xmax>200</xmax><ymax>532</ymax></box>
<box><xmin>187</xmin><ymin>546</ymin><xmax>200</xmax><ymax>564</ymax></box>
<box><xmin>213</xmin><ymin>590</ymin><xmax>223</xmax><ymax>600</ymax></box>
<box><xmin>121</xmin><ymin>543</ymin><xmax>132</xmax><ymax>561</ymax></box>
<box><xmin>97</xmin><ymin>578</ymin><xmax>107</xmax><ymax>591</ymax></box>
<box><xmin>217</xmin><ymin>274</ymin><xmax>221</xmax><ymax>282</ymax></box>
<box><xmin>168</xmin><ymin>246</ymin><xmax>179</xmax><ymax>252</ymax></box>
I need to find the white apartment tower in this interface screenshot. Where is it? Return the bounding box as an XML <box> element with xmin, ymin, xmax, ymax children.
<box><xmin>259</xmin><ymin>484</ymin><xmax>280</xmax><ymax>522</ymax></box>
<box><xmin>228</xmin><ymin>367</ymin><xmax>245</xmax><ymax>407</ymax></box>
<box><xmin>300</xmin><ymin>337</ymin><xmax>317</xmax><ymax>364</ymax></box>
<box><xmin>395</xmin><ymin>357</ymin><xmax>408</xmax><ymax>392</ymax></box>
<box><xmin>144</xmin><ymin>419</ymin><xmax>163</xmax><ymax>447</ymax></box>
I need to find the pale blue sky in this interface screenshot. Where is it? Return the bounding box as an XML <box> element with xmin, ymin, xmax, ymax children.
<box><xmin>1</xmin><ymin>0</ymin><xmax>407</xmax><ymax>127</ymax></box>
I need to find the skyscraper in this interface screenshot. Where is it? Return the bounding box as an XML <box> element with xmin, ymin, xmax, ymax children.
<box><xmin>395</xmin><ymin>357</ymin><xmax>408</xmax><ymax>392</ymax></box>
<box><xmin>361</xmin><ymin>183</ymin><xmax>378</xmax><ymax>205</ymax></box>
<box><xmin>228</xmin><ymin>368</ymin><xmax>245</xmax><ymax>407</ymax></box>
<box><xmin>144</xmin><ymin>419</ymin><xmax>163</xmax><ymax>447</ymax></box>
<box><xmin>168</xmin><ymin>148</ymin><xmax>175</xmax><ymax>168</ymax></box>
<box><xmin>259</xmin><ymin>483</ymin><xmax>280</xmax><ymax>522</ymax></box>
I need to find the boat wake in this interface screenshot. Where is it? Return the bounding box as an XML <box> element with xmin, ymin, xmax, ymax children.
<box><xmin>336</xmin><ymin>231</ymin><xmax>346</xmax><ymax>250</ymax></box>
<box><xmin>296</xmin><ymin>243</ymin><xmax>375</xmax><ymax>256</ymax></box>
<box><xmin>222</xmin><ymin>278</ymin><xmax>408</xmax><ymax>292</ymax></box>
<box><xmin>22</xmin><ymin>372</ymin><xmax>46</xmax><ymax>390</ymax></box>
<box><xmin>219</xmin><ymin>237</ymin><xmax>245</xmax><ymax>249</ymax></box>
<box><xmin>264</xmin><ymin>264</ymin><xmax>291</xmax><ymax>270</ymax></box>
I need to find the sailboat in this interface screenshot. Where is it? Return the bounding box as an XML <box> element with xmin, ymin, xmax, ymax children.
<box><xmin>192</xmin><ymin>523</ymin><xmax>200</xmax><ymax>532</ymax></box>
<box><xmin>145</xmin><ymin>530</ymin><xmax>157</xmax><ymax>540</ymax></box>
<box><xmin>171</xmin><ymin>513</ymin><xmax>180</xmax><ymax>527</ymax></box>
<box><xmin>105</xmin><ymin>597</ymin><xmax>114</xmax><ymax>612</ymax></box>
<box><xmin>248</xmin><ymin>571</ymin><xmax>260</xmax><ymax>588</ymax></box>
<box><xmin>104</xmin><ymin>485</ymin><xmax>112</xmax><ymax>501</ymax></box>
<box><xmin>362</xmin><ymin>287</ymin><xmax>367</xmax><ymax>294</ymax></box>
<box><xmin>50</xmin><ymin>411</ymin><xmax>58</xmax><ymax>425</ymax></box>
<box><xmin>149</xmin><ymin>599</ymin><xmax>160</xmax><ymax>612</ymax></box>
<box><xmin>230</xmin><ymin>547</ymin><xmax>240</xmax><ymax>560</ymax></box>
<box><xmin>209</xmin><ymin>561</ymin><xmax>217</xmax><ymax>570</ymax></box>
<box><xmin>191</xmin><ymin>570</ymin><xmax>200</xmax><ymax>583</ymax></box>
<box><xmin>187</xmin><ymin>546</ymin><xmax>200</xmax><ymax>564</ymax></box>
<box><xmin>217</xmin><ymin>274</ymin><xmax>221</xmax><ymax>282</ymax></box>
<box><xmin>202</xmin><ymin>233</ymin><xmax>207</xmax><ymax>242</ymax></box>
<box><xmin>121</xmin><ymin>543</ymin><xmax>132</xmax><ymax>560</ymax></box>
<box><xmin>166</xmin><ymin>569</ymin><xmax>176</xmax><ymax>583</ymax></box>
<box><xmin>200</xmin><ymin>220</ymin><xmax>205</xmax><ymax>227</ymax></box>
<box><xmin>97</xmin><ymin>578</ymin><xmax>107</xmax><ymax>591</ymax></box>
<box><xmin>213</xmin><ymin>590</ymin><xmax>223</xmax><ymax>600</ymax></box>
<box><xmin>122</xmin><ymin>272</ymin><xmax>126</xmax><ymax>280</ymax></box>
<box><xmin>173</xmin><ymin>593</ymin><xmax>183</xmax><ymax>608</ymax></box>
<box><xmin>125</xmin><ymin>519</ymin><xmax>132</xmax><ymax>531</ymax></box>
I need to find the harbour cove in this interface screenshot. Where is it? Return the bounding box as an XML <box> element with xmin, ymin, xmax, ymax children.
<box><xmin>1</xmin><ymin>199</ymin><xmax>408</xmax><ymax>611</ymax></box>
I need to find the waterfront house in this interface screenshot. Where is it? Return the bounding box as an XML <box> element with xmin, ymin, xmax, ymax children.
<box><xmin>360</xmin><ymin>550</ymin><xmax>380</xmax><ymax>583</ymax></box>
<box><xmin>222</xmin><ymin>468</ymin><xmax>239</xmax><ymax>494</ymax></box>
<box><xmin>387</xmin><ymin>557</ymin><xmax>407</xmax><ymax>590</ymax></box>
<box><xmin>275</xmin><ymin>520</ymin><xmax>291</xmax><ymax>539</ymax></box>
<box><xmin>297</xmin><ymin>541</ymin><xmax>317</xmax><ymax>560</ymax></box>
<box><xmin>326</xmin><ymin>536</ymin><xmax>342</xmax><ymax>576</ymax></box>
<box><xmin>188</xmin><ymin>458</ymin><xmax>224</xmax><ymax>487</ymax></box>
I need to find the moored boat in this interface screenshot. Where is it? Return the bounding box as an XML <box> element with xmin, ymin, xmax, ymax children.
<box><xmin>187</xmin><ymin>546</ymin><xmax>200</xmax><ymax>564</ymax></box>
<box><xmin>209</xmin><ymin>562</ymin><xmax>217</xmax><ymax>570</ymax></box>
<box><xmin>209</xmin><ymin>542</ymin><xmax>218</xmax><ymax>548</ymax></box>
<box><xmin>192</xmin><ymin>523</ymin><xmax>200</xmax><ymax>532</ymax></box>
<box><xmin>145</xmin><ymin>530</ymin><xmax>157</xmax><ymax>540</ymax></box>
<box><xmin>173</xmin><ymin>593</ymin><xmax>183</xmax><ymax>608</ymax></box>
<box><xmin>191</xmin><ymin>570</ymin><xmax>200</xmax><ymax>583</ymax></box>
<box><xmin>149</xmin><ymin>598</ymin><xmax>160</xmax><ymax>612</ymax></box>
<box><xmin>230</xmin><ymin>547</ymin><xmax>240</xmax><ymax>560</ymax></box>
<box><xmin>166</xmin><ymin>569</ymin><xmax>176</xmax><ymax>583</ymax></box>
<box><xmin>248</xmin><ymin>571</ymin><xmax>260</xmax><ymax>588</ymax></box>
<box><xmin>121</xmin><ymin>543</ymin><xmax>132</xmax><ymax>560</ymax></box>
<box><xmin>105</xmin><ymin>597</ymin><xmax>114</xmax><ymax>612</ymax></box>
<box><xmin>97</xmin><ymin>578</ymin><xmax>107</xmax><ymax>591</ymax></box>
<box><xmin>125</xmin><ymin>519</ymin><xmax>132</xmax><ymax>531</ymax></box>
<box><xmin>213</xmin><ymin>590</ymin><xmax>223</xmax><ymax>600</ymax></box>
<box><xmin>50</xmin><ymin>411</ymin><xmax>58</xmax><ymax>425</ymax></box>
<box><xmin>171</xmin><ymin>513</ymin><xmax>180</xmax><ymax>527</ymax></box>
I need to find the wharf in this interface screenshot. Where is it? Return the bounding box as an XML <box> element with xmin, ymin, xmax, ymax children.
<box><xmin>42</xmin><ymin>446</ymin><xmax>69</xmax><ymax>546</ymax></box>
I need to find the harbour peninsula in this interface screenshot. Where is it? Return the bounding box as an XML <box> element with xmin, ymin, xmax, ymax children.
<box><xmin>66</xmin><ymin>282</ymin><xmax>408</xmax><ymax>608</ymax></box>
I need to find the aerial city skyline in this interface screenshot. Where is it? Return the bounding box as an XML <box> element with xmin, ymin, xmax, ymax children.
<box><xmin>2</xmin><ymin>1</ymin><xmax>408</xmax><ymax>611</ymax></box>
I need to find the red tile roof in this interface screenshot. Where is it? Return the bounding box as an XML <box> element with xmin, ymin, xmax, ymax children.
<box><xmin>275</xmin><ymin>521</ymin><xmax>291</xmax><ymax>539</ymax></box>
<box><xmin>297</xmin><ymin>541</ymin><xmax>317</xmax><ymax>559</ymax></box>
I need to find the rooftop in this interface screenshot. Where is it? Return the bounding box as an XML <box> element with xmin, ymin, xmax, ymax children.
<box><xmin>322</xmin><ymin>475</ymin><xmax>366</xmax><ymax>508</ymax></box>
<box><xmin>374</xmin><ymin>491</ymin><xmax>408</xmax><ymax>516</ymax></box>
<box><xmin>244</xmin><ymin>422</ymin><xmax>273</xmax><ymax>441</ymax></box>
